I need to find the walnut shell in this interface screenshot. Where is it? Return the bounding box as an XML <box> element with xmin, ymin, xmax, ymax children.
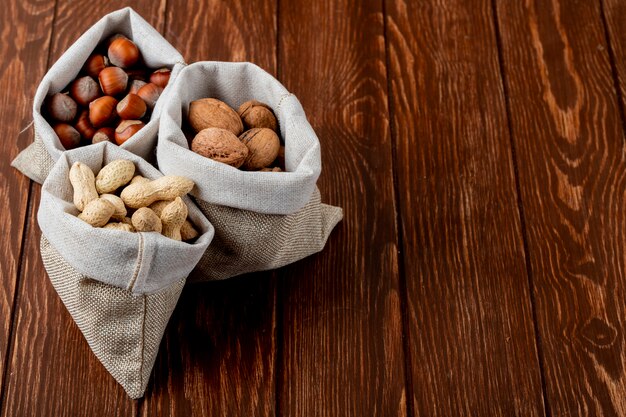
<box><xmin>191</xmin><ymin>128</ymin><xmax>249</xmax><ymax>168</ymax></box>
<box><xmin>238</xmin><ymin>100</ymin><xmax>278</xmax><ymax>131</ymax></box>
<box><xmin>188</xmin><ymin>98</ymin><xmax>243</xmax><ymax>136</ymax></box>
<box><xmin>239</xmin><ymin>128</ymin><xmax>281</xmax><ymax>170</ymax></box>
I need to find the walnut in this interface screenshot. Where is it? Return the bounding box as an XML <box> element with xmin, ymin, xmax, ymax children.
<box><xmin>188</xmin><ymin>98</ymin><xmax>243</xmax><ymax>136</ymax></box>
<box><xmin>238</xmin><ymin>100</ymin><xmax>278</xmax><ymax>132</ymax></box>
<box><xmin>191</xmin><ymin>127</ymin><xmax>249</xmax><ymax>168</ymax></box>
<box><xmin>239</xmin><ymin>128</ymin><xmax>281</xmax><ymax>170</ymax></box>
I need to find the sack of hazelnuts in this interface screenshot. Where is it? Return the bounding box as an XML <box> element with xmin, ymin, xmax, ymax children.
<box><xmin>11</xmin><ymin>7</ymin><xmax>184</xmax><ymax>184</ymax></box>
<box><xmin>38</xmin><ymin>141</ymin><xmax>214</xmax><ymax>398</ymax></box>
<box><xmin>157</xmin><ymin>62</ymin><xmax>343</xmax><ymax>281</ymax></box>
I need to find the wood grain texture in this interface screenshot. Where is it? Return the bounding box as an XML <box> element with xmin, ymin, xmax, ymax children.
<box><xmin>277</xmin><ymin>1</ymin><xmax>407</xmax><ymax>416</ymax></box>
<box><xmin>385</xmin><ymin>0</ymin><xmax>547</xmax><ymax>415</ymax></box>
<box><xmin>495</xmin><ymin>0</ymin><xmax>626</xmax><ymax>415</ymax></box>
<box><xmin>141</xmin><ymin>0</ymin><xmax>278</xmax><ymax>415</ymax></box>
<box><xmin>1</xmin><ymin>2</ymin><xmax>165</xmax><ymax>415</ymax></box>
<box><xmin>163</xmin><ymin>0</ymin><xmax>276</xmax><ymax>70</ymax></box>
<box><xmin>0</xmin><ymin>0</ymin><xmax>55</xmax><ymax>400</ymax></box>
<box><xmin>602</xmin><ymin>0</ymin><xmax>626</xmax><ymax>127</ymax></box>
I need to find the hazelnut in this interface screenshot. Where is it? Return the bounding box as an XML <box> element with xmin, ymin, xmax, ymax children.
<box><xmin>46</xmin><ymin>93</ymin><xmax>77</xmax><ymax>123</ymax></box>
<box><xmin>106</xmin><ymin>34</ymin><xmax>127</xmax><ymax>47</ymax></box>
<box><xmin>149</xmin><ymin>68</ymin><xmax>170</xmax><ymax>88</ymax></box>
<box><xmin>115</xmin><ymin>120</ymin><xmax>144</xmax><ymax>145</ymax></box>
<box><xmin>188</xmin><ymin>98</ymin><xmax>243</xmax><ymax>135</ymax></box>
<box><xmin>74</xmin><ymin>110</ymin><xmax>97</xmax><ymax>140</ymax></box>
<box><xmin>92</xmin><ymin>127</ymin><xmax>115</xmax><ymax>144</ymax></box>
<box><xmin>53</xmin><ymin>123</ymin><xmax>81</xmax><ymax>150</ymax></box>
<box><xmin>238</xmin><ymin>100</ymin><xmax>278</xmax><ymax>131</ymax></box>
<box><xmin>89</xmin><ymin>96</ymin><xmax>118</xmax><ymax>127</ymax></box>
<box><xmin>69</xmin><ymin>76</ymin><xmax>101</xmax><ymax>107</ymax></box>
<box><xmin>108</xmin><ymin>37</ymin><xmax>140</xmax><ymax>68</ymax></box>
<box><xmin>239</xmin><ymin>128</ymin><xmax>281</xmax><ymax>170</ymax></box>
<box><xmin>191</xmin><ymin>127</ymin><xmax>249</xmax><ymax>168</ymax></box>
<box><xmin>117</xmin><ymin>93</ymin><xmax>147</xmax><ymax>120</ymax></box>
<box><xmin>82</xmin><ymin>54</ymin><xmax>109</xmax><ymax>78</ymax></box>
<box><xmin>137</xmin><ymin>83</ymin><xmax>162</xmax><ymax>109</ymax></box>
<box><xmin>129</xmin><ymin>79</ymin><xmax>147</xmax><ymax>95</ymax></box>
<box><xmin>98</xmin><ymin>67</ymin><xmax>128</xmax><ymax>96</ymax></box>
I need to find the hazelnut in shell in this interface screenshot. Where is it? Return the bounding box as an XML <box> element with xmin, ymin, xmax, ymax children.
<box><xmin>129</xmin><ymin>79</ymin><xmax>147</xmax><ymax>95</ymax></box>
<box><xmin>89</xmin><ymin>96</ymin><xmax>118</xmax><ymax>127</ymax></box>
<box><xmin>117</xmin><ymin>93</ymin><xmax>147</xmax><ymax>120</ymax></box>
<box><xmin>82</xmin><ymin>54</ymin><xmax>108</xmax><ymax>78</ymax></box>
<box><xmin>137</xmin><ymin>83</ymin><xmax>162</xmax><ymax>109</ymax></box>
<box><xmin>92</xmin><ymin>127</ymin><xmax>115</xmax><ymax>144</ymax></box>
<box><xmin>238</xmin><ymin>100</ymin><xmax>278</xmax><ymax>131</ymax></box>
<box><xmin>47</xmin><ymin>93</ymin><xmax>77</xmax><ymax>123</ymax></box>
<box><xmin>108</xmin><ymin>37</ymin><xmax>140</xmax><ymax>68</ymax></box>
<box><xmin>149</xmin><ymin>68</ymin><xmax>171</xmax><ymax>88</ymax></box>
<box><xmin>53</xmin><ymin>123</ymin><xmax>81</xmax><ymax>150</ymax></box>
<box><xmin>98</xmin><ymin>66</ymin><xmax>128</xmax><ymax>96</ymax></box>
<box><xmin>188</xmin><ymin>98</ymin><xmax>243</xmax><ymax>136</ymax></box>
<box><xmin>191</xmin><ymin>127</ymin><xmax>249</xmax><ymax>168</ymax></box>
<box><xmin>239</xmin><ymin>128</ymin><xmax>281</xmax><ymax>170</ymax></box>
<box><xmin>74</xmin><ymin>110</ymin><xmax>97</xmax><ymax>140</ymax></box>
<box><xmin>115</xmin><ymin>120</ymin><xmax>144</xmax><ymax>145</ymax></box>
<box><xmin>70</xmin><ymin>76</ymin><xmax>101</xmax><ymax>107</ymax></box>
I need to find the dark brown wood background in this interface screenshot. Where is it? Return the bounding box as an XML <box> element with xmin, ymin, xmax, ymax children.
<box><xmin>1</xmin><ymin>0</ymin><xmax>626</xmax><ymax>415</ymax></box>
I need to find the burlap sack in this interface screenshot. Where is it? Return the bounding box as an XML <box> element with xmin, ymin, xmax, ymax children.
<box><xmin>38</xmin><ymin>142</ymin><xmax>213</xmax><ymax>398</ymax></box>
<box><xmin>157</xmin><ymin>62</ymin><xmax>343</xmax><ymax>281</ymax></box>
<box><xmin>12</xmin><ymin>7</ymin><xmax>185</xmax><ymax>184</ymax></box>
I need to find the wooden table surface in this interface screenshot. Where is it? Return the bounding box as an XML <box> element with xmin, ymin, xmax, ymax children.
<box><xmin>2</xmin><ymin>0</ymin><xmax>626</xmax><ymax>415</ymax></box>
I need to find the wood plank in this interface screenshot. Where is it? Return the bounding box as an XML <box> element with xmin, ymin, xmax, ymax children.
<box><xmin>602</xmin><ymin>0</ymin><xmax>626</xmax><ymax>123</ymax></box>
<box><xmin>494</xmin><ymin>0</ymin><xmax>626</xmax><ymax>415</ymax></box>
<box><xmin>385</xmin><ymin>0</ymin><xmax>547</xmax><ymax>415</ymax></box>
<box><xmin>141</xmin><ymin>1</ymin><xmax>278</xmax><ymax>415</ymax></box>
<box><xmin>1</xmin><ymin>2</ymin><xmax>165</xmax><ymax>416</ymax></box>
<box><xmin>277</xmin><ymin>1</ymin><xmax>407</xmax><ymax>416</ymax></box>
<box><xmin>0</xmin><ymin>0</ymin><xmax>56</xmax><ymax>405</ymax></box>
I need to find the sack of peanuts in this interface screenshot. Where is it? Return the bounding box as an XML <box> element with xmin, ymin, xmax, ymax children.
<box><xmin>38</xmin><ymin>141</ymin><xmax>214</xmax><ymax>398</ymax></box>
<box><xmin>157</xmin><ymin>61</ymin><xmax>343</xmax><ymax>281</ymax></box>
<box><xmin>12</xmin><ymin>7</ymin><xmax>185</xmax><ymax>184</ymax></box>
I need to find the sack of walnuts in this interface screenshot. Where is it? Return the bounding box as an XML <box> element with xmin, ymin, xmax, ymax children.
<box><xmin>38</xmin><ymin>141</ymin><xmax>214</xmax><ymax>398</ymax></box>
<box><xmin>12</xmin><ymin>7</ymin><xmax>185</xmax><ymax>184</ymax></box>
<box><xmin>157</xmin><ymin>61</ymin><xmax>343</xmax><ymax>281</ymax></box>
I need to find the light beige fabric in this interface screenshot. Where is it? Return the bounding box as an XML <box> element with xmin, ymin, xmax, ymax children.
<box><xmin>191</xmin><ymin>188</ymin><xmax>342</xmax><ymax>281</ymax></box>
<box><xmin>41</xmin><ymin>236</ymin><xmax>184</xmax><ymax>399</ymax></box>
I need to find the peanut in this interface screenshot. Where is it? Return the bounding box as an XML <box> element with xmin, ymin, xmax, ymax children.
<box><xmin>69</xmin><ymin>162</ymin><xmax>98</xmax><ymax>211</ymax></box>
<box><xmin>130</xmin><ymin>175</ymin><xmax>149</xmax><ymax>185</ymax></box>
<box><xmin>131</xmin><ymin>207</ymin><xmax>162</xmax><ymax>233</ymax></box>
<box><xmin>78</xmin><ymin>198</ymin><xmax>115</xmax><ymax>227</ymax></box>
<box><xmin>99</xmin><ymin>194</ymin><xmax>127</xmax><ymax>220</ymax></box>
<box><xmin>103</xmin><ymin>222</ymin><xmax>135</xmax><ymax>232</ymax></box>
<box><xmin>95</xmin><ymin>159</ymin><xmax>135</xmax><ymax>194</ymax></box>
<box><xmin>180</xmin><ymin>220</ymin><xmax>199</xmax><ymax>241</ymax></box>
<box><xmin>121</xmin><ymin>176</ymin><xmax>194</xmax><ymax>209</ymax></box>
<box><xmin>160</xmin><ymin>197</ymin><xmax>188</xmax><ymax>241</ymax></box>
<box><xmin>150</xmin><ymin>200</ymin><xmax>199</xmax><ymax>241</ymax></box>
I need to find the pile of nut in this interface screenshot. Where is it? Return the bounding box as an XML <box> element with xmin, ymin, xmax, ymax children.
<box><xmin>45</xmin><ymin>34</ymin><xmax>170</xmax><ymax>150</ymax></box>
<box><xmin>188</xmin><ymin>98</ymin><xmax>284</xmax><ymax>171</ymax></box>
<box><xmin>69</xmin><ymin>159</ymin><xmax>198</xmax><ymax>241</ymax></box>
